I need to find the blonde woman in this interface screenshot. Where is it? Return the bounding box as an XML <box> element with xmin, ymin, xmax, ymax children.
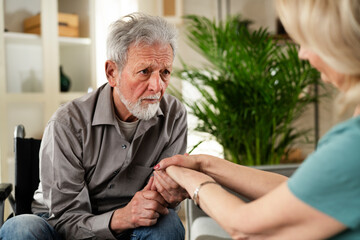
<box><xmin>153</xmin><ymin>0</ymin><xmax>360</xmax><ymax>239</ymax></box>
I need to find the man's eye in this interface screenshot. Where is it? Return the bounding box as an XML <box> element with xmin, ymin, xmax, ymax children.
<box><xmin>139</xmin><ymin>69</ymin><xmax>150</xmax><ymax>75</ymax></box>
<box><xmin>162</xmin><ymin>69</ymin><xmax>171</xmax><ymax>76</ymax></box>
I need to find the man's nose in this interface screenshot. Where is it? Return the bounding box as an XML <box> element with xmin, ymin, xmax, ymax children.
<box><xmin>148</xmin><ymin>72</ymin><xmax>162</xmax><ymax>92</ymax></box>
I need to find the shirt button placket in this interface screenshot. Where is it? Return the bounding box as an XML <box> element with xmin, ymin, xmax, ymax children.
<box><xmin>121</xmin><ymin>143</ymin><xmax>130</xmax><ymax>165</ymax></box>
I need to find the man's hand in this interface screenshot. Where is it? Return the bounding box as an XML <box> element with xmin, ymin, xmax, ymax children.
<box><xmin>110</xmin><ymin>177</ymin><xmax>169</xmax><ymax>234</ymax></box>
<box><xmin>152</xmin><ymin>170</ymin><xmax>190</xmax><ymax>208</ymax></box>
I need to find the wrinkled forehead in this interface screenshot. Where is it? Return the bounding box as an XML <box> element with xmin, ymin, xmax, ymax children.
<box><xmin>127</xmin><ymin>42</ymin><xmax>174</xmax><ymax>68</ymax></box>
<box><xmin>132</xmin><ymin>39</ymin><xmax>175</xmax><ymax>57</ymax></box>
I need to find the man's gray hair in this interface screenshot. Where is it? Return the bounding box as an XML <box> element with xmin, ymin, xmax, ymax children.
<box><xmin>106</xmin><ymin>12</ymin><xmax>177</xmax><ymax>72</ymax></box>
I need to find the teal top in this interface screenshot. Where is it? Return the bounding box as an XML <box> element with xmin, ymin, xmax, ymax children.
<box><xmin>288</xmin><ymin>116</ymin><xmax>360</xmax><ymax>239</ymax></box>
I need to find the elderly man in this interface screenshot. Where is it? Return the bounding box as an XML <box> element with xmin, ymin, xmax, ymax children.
<box><xmin>0</xmin><ymin>13</ymin><xmax>188</xmax><ymax>240</ymax></box>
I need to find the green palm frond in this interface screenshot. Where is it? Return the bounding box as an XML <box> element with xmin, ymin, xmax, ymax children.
<box><xmin>177</xmin><ymin>15</ymin><xmax>321</xmax><ymax>165</ymax></box>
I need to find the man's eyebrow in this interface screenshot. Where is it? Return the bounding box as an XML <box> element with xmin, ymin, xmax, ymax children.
<box><xmin>133</xmin><ymin>63</ymin><xmax>151</xmax><ymax>71</ymax></box>
<box><xmin>134</xmin><ymin>62</ymin><xmax>172</xmax><ymax>70</ymax></box>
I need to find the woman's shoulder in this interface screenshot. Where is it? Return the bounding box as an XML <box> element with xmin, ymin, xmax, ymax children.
<box><xmin>292</xmin><ymin>116</ymin><xmax>360</xmax><ymax>181</ymax></box>
<box><xmin>332</xmin><ymin>115</ymin><xmax>360</xmax><ymax>132</ymax></box>
<box><xmin>318</xmin><ymin>116</ymin><xmax>360</xmax><ymax>148</ymax></box>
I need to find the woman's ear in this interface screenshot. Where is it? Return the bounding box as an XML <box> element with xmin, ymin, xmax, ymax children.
<box><xmin>105</xmin><ymin>60</ymin><xmax>118</xmax><ymax>87</ymax></box>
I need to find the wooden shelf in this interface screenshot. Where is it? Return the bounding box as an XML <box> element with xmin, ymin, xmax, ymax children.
<box><xmin>4</xmin><ymin>93</ymin><xmax>46</xmax><ymax>102</ymax></box>
<box><xmin>1</xmin><ymin>0</ymin><xmax>96</xmax><ymax>189</ymax></box>
<box><xmin>4</xmin><ymin>32</ymin><xmax>41</xmax><ymax>44</ymax></box>
<box><xmin>59</xmin><ymin>36</ymin><xmax>91</xmax><ymax>46</ymax></box>
<box><xmin>60</xmin><ymin>91</ymin><xmax>88</xmax><ymax>102</ymax></box>
<box><xmin>4</xmin><ymin>32</ymin><xmax>91</xmax><ymax>46</ymax></box>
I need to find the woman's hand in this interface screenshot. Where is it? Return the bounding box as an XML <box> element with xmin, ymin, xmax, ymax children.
<box><xmin>154</xmin><ymin>154</ymin><xmax>209</xmax><ymax>172</ymax></box>
<box><xmin>165</xmin><ymin>165</ymin><xmax>215</xmax><ymax>196</ymax></box>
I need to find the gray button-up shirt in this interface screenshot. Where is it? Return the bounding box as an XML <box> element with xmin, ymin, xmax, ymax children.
<box><xmin>32</xmin><ymin>83</ymin><xmax>187</xmax><ymax>239</ymax></box>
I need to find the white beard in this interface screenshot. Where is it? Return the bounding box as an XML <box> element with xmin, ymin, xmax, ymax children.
<box><xmin>118</xmin><ymin>89</ymin><xmax>160</xmax><ymax>120</ymax></box>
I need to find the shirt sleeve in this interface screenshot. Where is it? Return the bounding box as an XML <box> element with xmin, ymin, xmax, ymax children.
<box><xmin>288</xmin><ymin>122</ymin><xmax>360</xmax><ymax>229</ymax></box>
<box><xmin>40</xmin><ymin>120</ymin><xmax>117</xmax><ymax>240</ymax></box>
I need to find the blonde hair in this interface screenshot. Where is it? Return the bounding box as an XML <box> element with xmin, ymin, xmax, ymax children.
<box><xmin>276</xmin><ymin>0</ymin><xmax>360</xmax><ymax>112</ymax></box>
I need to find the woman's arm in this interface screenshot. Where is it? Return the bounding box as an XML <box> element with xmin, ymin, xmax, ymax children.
<box><xmin>166</xmin><ymin>166</ymin><xmax>346</xmax><ymax>240</ymax></box>
<box><xmin>157</xmin><ymin>154</ymin><xmax>287</xmax><ymax>200</ymax></box>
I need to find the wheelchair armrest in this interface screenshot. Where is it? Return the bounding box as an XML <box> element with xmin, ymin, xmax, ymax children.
<box><xmin>0</xmin><ymin>183</ymin><xmax>13</xmax><ymax>227</ymax></box>
<box><xmin>0</xmin><ymin>183</ymin><xmax>12</xmax><ymax>201</ymax></box>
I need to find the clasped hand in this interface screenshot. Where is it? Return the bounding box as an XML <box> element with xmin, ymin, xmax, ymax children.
<box><xmin>110</xmin><ymin>159</ymin><xmax>191</xmax><ymax>233</ymax></box>
<box><xmin>110</xmin><ymin>169</ymin><xmax>189</xmax><ymax>233</ymax></box>
<box><xmin>151</xmin><ymin>169</ymin><xmax>190</xmax><ymax>208</ymax></box>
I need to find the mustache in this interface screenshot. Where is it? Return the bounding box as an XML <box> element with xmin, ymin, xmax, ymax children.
<box><xmin>140</xmin><ymin>93</ymin><xmax>161</xmax><ymax>101</ymax></box>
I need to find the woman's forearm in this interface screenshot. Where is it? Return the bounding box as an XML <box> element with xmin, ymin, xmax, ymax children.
<box><xmin>165</xmin><ymin>165</ymin><xmax>259</xmax><ymax>239</ymax></box>
<box><xmin>158</xmin><ymin>154</ymin><xmax>287</xmax><ymax>199</ymax></box>
<box><xmin>166</xmin><ymin>165</ymin><xmax>345</xmax><ymax>240</ymax></box>
<box><xmin>197</xmin><ymin>154</ymin><xmax>288</xmax><ymax>199</ymax></box>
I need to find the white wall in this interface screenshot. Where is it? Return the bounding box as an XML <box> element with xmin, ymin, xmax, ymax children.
<box><xmin>177</xmin><ymin>0</ymin><xmax>278</xmax><ymax>68</ymax></box>
<box><xmin>229</xmin><ymin>0</ymin><xmax>277</xmax><ymax>33</ymax></box>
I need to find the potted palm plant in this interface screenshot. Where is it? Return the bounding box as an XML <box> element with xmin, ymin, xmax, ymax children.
<box><xmin>177</xmin><ymin>15</ymin><xmax>320</xmax><ymax>166</ymax></box>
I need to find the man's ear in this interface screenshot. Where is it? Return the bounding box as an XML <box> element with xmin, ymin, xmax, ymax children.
<box><xmin>105</xmin><ymin>60</ymin><xmax>118</xmax><ymax>87</ymax></box>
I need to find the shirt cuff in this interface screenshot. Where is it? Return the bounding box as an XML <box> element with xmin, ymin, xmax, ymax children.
<box><xmin>91</xmin><ymin>210</ymin><xmax>118</xmax><ymax>240</ymax></box>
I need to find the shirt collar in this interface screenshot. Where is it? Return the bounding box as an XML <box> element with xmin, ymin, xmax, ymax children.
<box><xmin>92</xmin><ymin>83</ymin><xmax>116</xmax><ymax>126</ymax></box>
<box><xmin>92</xmin><ymin>83</ymin><xmax>164</xmax><ymax>126</ymax></box>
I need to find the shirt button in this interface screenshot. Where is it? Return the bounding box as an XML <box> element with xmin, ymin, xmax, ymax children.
<box><xmin>122</xmin><ymin>144</ymin><xmax>127</xmax><ymax>149</ymax></box>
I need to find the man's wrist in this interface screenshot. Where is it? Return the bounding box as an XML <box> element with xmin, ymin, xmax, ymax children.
<box><xmin>168</xmin><ymin>201</ymin><xmax>181</xmax><ymax>209</ymax></box>
<box><xmin>109</xmin><ymin>208</ymin><xmax>133</xmax><ymax>234</ymax></box>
